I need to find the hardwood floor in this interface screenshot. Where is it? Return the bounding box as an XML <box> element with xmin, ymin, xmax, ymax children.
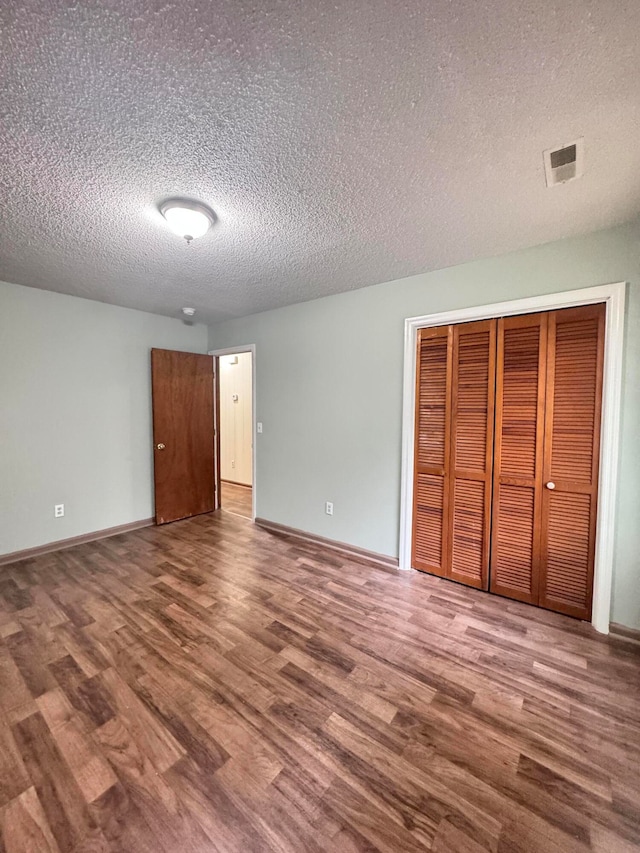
<box><xmin>0</xmin><ymin>511</ymin><xmax>639</xmax><ymax>852</ymax></box>
<box><xmin>221</xmin><ymin>481</ymin><xmax>253</xmax><ymax>519</ymax></box>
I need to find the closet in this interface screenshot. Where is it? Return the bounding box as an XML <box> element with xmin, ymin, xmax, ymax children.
<box><xmin>412</xmin><ymin>303</ymin><xmax>605</xmax><ymax>620</ymax></box>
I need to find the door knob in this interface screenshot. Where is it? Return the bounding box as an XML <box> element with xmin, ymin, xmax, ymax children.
<box><xmin>156</xmin><ymin>443</ymin><xmax>166</xmax><ymax>450</ymax></box>
<box><xmin>546</xmin><ymin>481</ymin><xmax>555</xmax><ymax>490</ymax></box>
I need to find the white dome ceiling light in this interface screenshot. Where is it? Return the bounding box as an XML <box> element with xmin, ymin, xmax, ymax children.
<box><xmin>159</xmin><ymin>199</ymin><xmax>215</xmax><ymax>243</ymax></box>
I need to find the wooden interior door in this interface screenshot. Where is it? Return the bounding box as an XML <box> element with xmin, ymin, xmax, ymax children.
<box><xmin>538</xmin><ymin>304</ymin><xmax>605</xmax><ymax>620</ymax></box>
<box><xmin>412</xmin><ymin>326</ymin><xmax>452</xmax><ymax>577</ymax></box>
<box><xmin>151</xmin><ymin>349</ymin><xmax>215</xmax><ymax>525</ymax></box>
<box><xmin>412</xmin><ymin>320</ymin><xmax>496</xmax><ymax>589</ymax></box>
<box><xmin>489</xmin><ymin>304</ymin><xmax>605</xmax><ymax>619</ymax></box>
<box><xmin>448</xmin><ymin>319</ymin><xmax>496</xmax><ymax>589</ymax></box>
<box><xmin>490</xmin><ymin>312</ymin><xmax>547</xmax><ymax>604</ymax></box>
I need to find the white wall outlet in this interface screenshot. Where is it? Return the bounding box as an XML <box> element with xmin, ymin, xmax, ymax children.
<box><xmin>231</xmin><ymin>460</ymin><xmax>235</xmax><ymax>468</ymax></box>
<box><xmin>54</xmin><ymin>504</ymin><xmax>64</xmax><ymax>518</ymax></box>
<box><xmin>325</xmin><ymin>501</ymin><xmax>333</xmax><ymax>516</ymax></box>
<box><xmin>257</xmin><ymin>422</ymin><xmax>263</xmax><ymax>433</ymax></box>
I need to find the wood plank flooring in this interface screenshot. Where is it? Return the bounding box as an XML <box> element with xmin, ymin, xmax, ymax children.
<box><xmin>0</xmin><ymin>511</ymin><xmax>639</xmax><ymax>852</ymax></box>
<box><xmin>221</xmin><ymin>482</ymin><xmax>253</xmax><ymax>519</ymax></box>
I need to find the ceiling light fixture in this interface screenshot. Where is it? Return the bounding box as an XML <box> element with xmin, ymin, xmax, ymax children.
<box><xmin>160</xmin><ymin>199</ymin><xmax>215</xmax><ymax>243</ymax></box>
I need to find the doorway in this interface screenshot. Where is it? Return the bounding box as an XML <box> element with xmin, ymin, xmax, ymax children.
<box><xmin>211</xmin><ymin>347</ymin><xmax>256</xmax><ymax>520</ymax></box>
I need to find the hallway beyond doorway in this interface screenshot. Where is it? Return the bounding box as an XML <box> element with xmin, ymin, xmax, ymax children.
<box><xmin>221</xmin><ymin>481</ymin><xmax>252</xmax><ymax>519</ymax></box>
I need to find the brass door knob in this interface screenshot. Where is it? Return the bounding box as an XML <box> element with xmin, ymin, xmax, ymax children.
<box><xmin>156</xmin><ymin>443</ymin><xmax>166</xmax><ymax>450</ymax></box>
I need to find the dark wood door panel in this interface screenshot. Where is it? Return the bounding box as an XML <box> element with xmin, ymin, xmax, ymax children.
<box><xmin>413</xmin><ymin>472</ymin><xmax>447</xmax><ymax>576</ymax></box>
<box><xmin>491</xmin><ymin>483</ymin><xmax>539</xmax><ymax>603</ymax></box>
<box><xmin>151</xmin><ymin>349</ymin><xmax>215</xmax><ymax>525</ymax></box>
<box><xmin>412</xmin><ymin>327</ymin><xmax>452</xmax><ymax>577</ymax></box>
<box><xmin>414</xmin><ymin>326</ymin><xmax>451</xmax><ymax>471</ymax></box>
<box><xmin>490</xmin><ymin>313</ymin><xmax>547</xmax><ymax>604</ymax></box>
<box><xmin>448</xmin><ymin>319</ymin><xmax>496</xmax><ymax>589</ymax></box>
<box><xmin>541</xmin><ymin>491</ymin><xmax>594</xmax><ymax>618</ymax></box>
<box><xmin>539</xmin><ymin>304</ymin><xmax>605</xmax><ymax>620</ymax></box>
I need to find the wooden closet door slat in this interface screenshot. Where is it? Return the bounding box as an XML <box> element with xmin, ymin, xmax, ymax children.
<box><xmin>539</xmin><ymin>303</ymin><xmax>605</xmax><ymax>620</ymax></box>
<box><xmin>448</xmin><ymin>319</ymin><xmax>496</xmax><ymax>589</ymax></box>
<box><xmin>490</xmin><ymin>313</ymin><xmax>547</xmax><ymax>604</ymax></box>
<box><xmin>412</xmin><ymin>326</ymin><xmax>453</xmax><ymax>576</ymax></box>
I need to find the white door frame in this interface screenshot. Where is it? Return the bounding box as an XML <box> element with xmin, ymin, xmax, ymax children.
<box><xmin>208</xmin><ymin>344</ymin><xmax>257</xmax><ymax>521</ymax></box>
<box><xmin>399</xmin><ymin>283</ymin><xmax>627</xmax><ymax>634</ymax></box>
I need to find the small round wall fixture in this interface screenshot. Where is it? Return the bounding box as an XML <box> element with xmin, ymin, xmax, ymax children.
<box><xmin>181</xmin><ymin>306</ymin><xmax>196</xmax><ymax>326</ymax></box>
<box><xmin>159</xmin><ymin>199</ymin><xmax>215</xmax><ymax>243</ymax></box>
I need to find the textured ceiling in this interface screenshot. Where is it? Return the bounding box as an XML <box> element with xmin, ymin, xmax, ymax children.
<box><xmin>1</xmin><ymin>1</ymin><xmax>639</xmax><ymax>324</ymax></box>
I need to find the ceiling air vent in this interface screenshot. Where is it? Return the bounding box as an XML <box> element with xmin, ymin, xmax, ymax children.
<box><xmin>543</xmin><ymin>138</ymin><xmax>584</xmax><ymax>187</ymax></box>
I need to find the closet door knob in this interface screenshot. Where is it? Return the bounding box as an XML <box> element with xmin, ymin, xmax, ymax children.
<box><xmin>546</xmin><ymin>481</ymin><xmax>555</xmax><ymax>490</ymax></box>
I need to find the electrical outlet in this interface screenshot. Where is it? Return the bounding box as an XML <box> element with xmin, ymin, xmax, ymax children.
<box><xmin>54</xmin><ymin>504</ymin><xmax>64</xmax><ymax>518</ymax></box>
<box><xmin>231</xmin><ymin>460</ymin><xmax>235</xmax><ymax>468</ymax></box>
<box><xmin>325</xmin><ymin>501</ymin><xmax>333</xmax><ymax>516</ymax></box>
<box><xmin>257</xmin><ymin>422</ymin><xmax>263</xmax><ymax>433</ymax></box>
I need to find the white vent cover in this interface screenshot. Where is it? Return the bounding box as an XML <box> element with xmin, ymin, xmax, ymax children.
<box><xmin>543</xmin><ymin>138</ymin><xmax>584</xmax><ymax>187</ymax></box>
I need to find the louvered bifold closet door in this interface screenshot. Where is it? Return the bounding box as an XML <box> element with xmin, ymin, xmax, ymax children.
<box><xmin>539</xmin><ymin>304</ymin><xmax>605</xmax><ymax>620</ymax></box>
<box><xmin>490</xmin><ymin>313</ymin><xmax>547</xmax><ymax>604</ymax></box>
<box><xmin>448</xmin><ymin>320</ymin><xmax>496</xmax><ymax>589</ymax></box>
<box><xmin>412</xmin><ymin>326</ymin><xmax>452</xmax><ymax>577</ymax></box>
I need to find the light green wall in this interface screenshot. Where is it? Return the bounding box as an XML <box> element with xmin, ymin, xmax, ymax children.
<box><xmin>0</xmin><ymin>281</ymin><xmax>208</xmax><ymax>555</ymax></box>
<box><xmin>209</xmin><ymin>219</ymin><xmax>640</xmax><ymax>629</ymax></box>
